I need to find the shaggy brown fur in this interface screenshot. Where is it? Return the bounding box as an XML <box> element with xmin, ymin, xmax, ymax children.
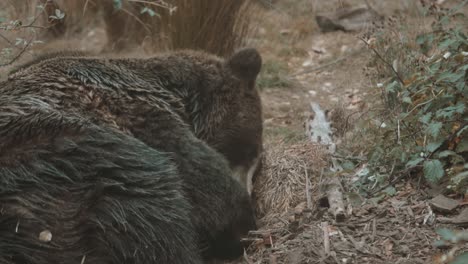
<box><xmin>9</xmin><ymin>48</ymin><xmax>264</xmax><ymax>194</ymax></box>
<box><xmin>3</xmin><ymin>47</ymin><xmax>263</xmax><ymax>260</ymax></box>
<box><xmin>0</xmin><ymin>95</ymin><xmax>202</xmax><ymax>264</ymax></box>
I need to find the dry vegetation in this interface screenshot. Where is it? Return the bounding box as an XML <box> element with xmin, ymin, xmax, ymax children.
<box><xmin>1</xmin><ymin>0</ymin><xmax>257</xmax><ymax>56</ymax></box>
<box><xmin>1</xmin><ymin>0</ymin><xmax>467</xmax><ymax>263</ymax></box>
<box><xmin>254</xmin><ymin>141</ymin><xmax>329</xmax><ymax>219</ymax></box>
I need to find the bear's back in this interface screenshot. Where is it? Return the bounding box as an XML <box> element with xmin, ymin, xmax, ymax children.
<box><xmin>0</xmin><ymin>95</ymin><xmax>202</xmax><ymax>264</ymax></box>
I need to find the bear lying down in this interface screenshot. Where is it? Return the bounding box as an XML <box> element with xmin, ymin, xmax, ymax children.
<box><xmin>0</xmin><ymin>48</ymin><xmax>263</xmax><ymax>263</ymax></box>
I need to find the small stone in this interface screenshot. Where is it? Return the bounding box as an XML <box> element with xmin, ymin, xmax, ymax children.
<box><xmin>429</xmin><ymin>194</ymin><xmax>459</xmax><ymax>213</ymax></box>
<box><xmin>39</xmin><ymin>230</ymin><xmax>52</xmax><ymax>242</ymax></box>
<box><xmin>315</xmin><ymin>5</ymin><xmax>382</xmax><ymax>33</ymax></box>
<box><xmin>340</xmin><ymin>45</ymin><xmax>349</xmax><ymax>53</ymax></box>
<box><xmin>302</xmin><ymin>60</ymin><xmax>313</xmax><ymax>67</ymax></box>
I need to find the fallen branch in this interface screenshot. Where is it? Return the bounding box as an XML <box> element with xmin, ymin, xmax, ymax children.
<box><xmin>325</xmin><ymin>176</ymin><xmax>346</xmax><ymax>222</ymax></box>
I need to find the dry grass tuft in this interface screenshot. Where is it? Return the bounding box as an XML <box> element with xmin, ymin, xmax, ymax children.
<box><xmin>157</xmin><ymin>0</ymin><xmax>258</xmax><ymax>56</ymax></box>
<box><xmin>254</xmin><ymin>139</ymin><xmax>329</xmax><ymax>221</ymax></box>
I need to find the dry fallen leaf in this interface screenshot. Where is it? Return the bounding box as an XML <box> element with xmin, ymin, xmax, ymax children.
<box><xmin>383</xmin><ymin>239</ymin><xmax>394</xmax><ymax>256</ymax></box>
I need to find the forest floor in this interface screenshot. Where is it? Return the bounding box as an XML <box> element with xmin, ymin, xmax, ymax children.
<box><xmin>1</xmin><ymin>0</ymin><xmax>466</xmax><ymax>263</ymax></box>
<box><xmin>232</xmin><ymin>1</ymin><xmax>467</xmax><ymax>263</ymax></box>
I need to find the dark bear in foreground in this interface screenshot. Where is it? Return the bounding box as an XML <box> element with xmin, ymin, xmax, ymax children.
<box><xmin>8</xmin><ymin>48</ymin><xmax>263</xmax><ymax>196</ymax></box>
<box><xmin>0</xmin><ymin>95</ymin><xmax>202</xmax><ymax>264</ymax></box>
<box><xmin>2</xmin><ymin>48</ymin><xmax>263</xmax><ymax>260</ymax></box>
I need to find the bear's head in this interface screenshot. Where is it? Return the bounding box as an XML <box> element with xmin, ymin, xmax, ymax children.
<box><xmin>190</xmin><ymin>48</ymin><xmax>263</xmax><ymax>196</ymax></box>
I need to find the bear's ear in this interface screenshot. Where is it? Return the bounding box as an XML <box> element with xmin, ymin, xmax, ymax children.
<box><xmin>226</xmin><ymin>48</ymin><xmax>262</xmax><ymax>81</ymax></box>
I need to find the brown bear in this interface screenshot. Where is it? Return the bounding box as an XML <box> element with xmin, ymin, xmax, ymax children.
<box><xmin>0</xmin><ymin>94</ymin><xmax>202</xmax><ymax>264</ymax></box>
<box><xmin>8</xmin><ymin>47</ymin><xmax>264</xmax><ymax>196</ymax></box>
<box><xmin>3</xmin><ymin>47</ymin><xmax>263</xmax><ymax>260</ymax></box>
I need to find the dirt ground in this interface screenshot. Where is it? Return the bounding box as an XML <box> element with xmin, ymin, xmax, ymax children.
<box><xmin>1</xmin><ymin>0</ymin><xmax>466</xmax><ymax>263</ymax></box>
<box><xmin>233</xmin><ymin>1</ymin><xmax>467</xmax><ymax>263</ymax></box>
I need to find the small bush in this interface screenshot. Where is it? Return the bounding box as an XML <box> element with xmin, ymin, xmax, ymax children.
<box><xmin>346</xmin><ymin>1</ymin><xmax>467</xmax><ymax>194</ymax></box>
<box><xmin>0</xmin><ymin>1</ymin><xmax>64</xmax><ymax>68</ymax></box>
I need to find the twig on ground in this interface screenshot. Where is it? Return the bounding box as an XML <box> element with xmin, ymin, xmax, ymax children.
<box><xmin>397</xmin><ymin>119</ymin><xmax>401</xmax><ymax>145</ymax></box>
<box><xmin>371</xmin><ymin>218</ymin><xmax>377</xmax><ymax>242</ymax></box>
<box><xmin>331</xmin><ymin>154</ymin><xmax>366</xmax><ymax>162</ymax></box>
<box><xmin>304</xmin><ymin>162</ymin><xmax>312</xmax><ymax>209</ymax></box>
<box><xmin>248</xmin><ymin>230</ymin><xmax>279</xmax><ymax>236</ymax></box>
<box><xmin>322</xmin><ymin>221</ymin><xmax>331</xmax><ymax>255</ymax></box>
<box><xmin>241</xmin><ymin>237</ymin><xmax>264</xmax><ymax>243</ymax></box>
<box><xmin>269</xmin><ymin>235</ymin><xmax>274</xmax><ymax>249</ymax></box>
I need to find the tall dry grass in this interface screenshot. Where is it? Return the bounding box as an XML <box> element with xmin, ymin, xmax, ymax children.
<box><xmin>157</xmin><ymin>0</ymin><xmax>257</xmax><ymax>56</ymax></box>
<box><xmin>3</xmin><ymin>0</ymin><xmax>259</xmax><ymax>56</ymax></box>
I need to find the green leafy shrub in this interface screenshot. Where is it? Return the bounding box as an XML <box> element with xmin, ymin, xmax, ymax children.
<box><xmin>349</xmin><ymin>1</ymin><xmax>467</xmax><ymax>194</ymax></box>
